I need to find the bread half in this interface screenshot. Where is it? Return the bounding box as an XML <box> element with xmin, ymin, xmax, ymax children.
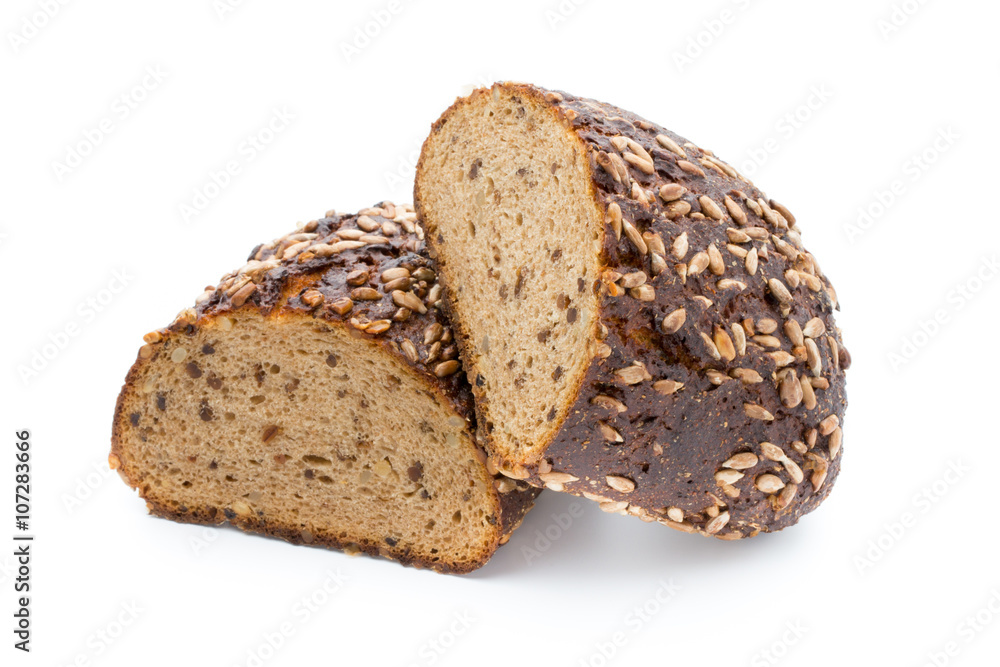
<box><xmin>110</xmin><ymin>203</ymin><xmax>538</xmax><ymax>573</ymax></box>
<box><xmin>415</xmin><ymin>83</ymin><xmax>849</xmax><ymax>539</ymax></box>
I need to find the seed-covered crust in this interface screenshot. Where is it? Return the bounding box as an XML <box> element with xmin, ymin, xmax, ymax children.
<box><xmin>417</xmin><ymin>84</ymin><xmax>849</xmax><ymax>539</ymax></box>
<box><xmin>110</xmin><ymin>203</ymin><xmax>538</xmax><ymax>573</ymax></box>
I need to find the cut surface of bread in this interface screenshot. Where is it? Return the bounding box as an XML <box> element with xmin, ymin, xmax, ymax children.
<box><xmin>416</xmin><ymin>88</ymin><xmax>603</xmax><ymax>465</ymax></box>
<box><xmin>111</xmin><ymin>204</ymin><xmax>537</xmax><ymax>573</ymax></box>
<box><xmin>416</xmin><ymin>84</ymin><xmax>849</xmax><ymax>539</ymax></box>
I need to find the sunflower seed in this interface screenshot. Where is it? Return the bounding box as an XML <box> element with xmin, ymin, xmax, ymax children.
<box><xmin>782</xmin><ymin>457</ymin><xmax>804</xmax><ymax>484</ymax></box>
<box><xmin>381</xmin><ymin>267</ymin><xmax>411</xmax><ymax>283</ymax></box>
<box><xmin>724</xmin><ymin>231</ymin><xmax>751</xmax><ymax>249</ymax></box>
<box><xmin>800</xmin><ymin>376</ymin><xmax>817</xmax><ymax>410</ymax></box>
<box><xmin>724</xmin><ymin>196</ymin><xmax>747</xmax><ymax>225</ymax></box>
<box><xmin>661</xmin><ymin>308</ymin><xmax>686</xmax><ymax>334</ymax></box>
<box><xmin>659</xmin><ymin>183</ymin><xmax>686</xmax><ymax>201</ymax></box>
<box><xmin>623</xmin><ymin>219</ymin><xmax>647</xmax><ymax>254</ymax></box>
<box><xmin>706</xmin><ymin>244</ymin><xmax>724</xmax><ymax>275</ymax></box>
<box><xmin>716</xmin><ymin>279</ymin><xmax>746</xmax><ymax>292</ymax></box>
<box><xmin>665</xmin><ymin>200</ymin><xmax>692</xmax><ymax>218</ymax></box>
<box><xmin>803</xmin><ymin>317</ymin><xmax>826</xmax><ymax>338</ymax></box>
<box><xmin>606</xmin><ymin>475</ymin><xmax>636</xmax><ymax>493</ymax></box>
<box><xmin>678</xmin><ymin>160</ymin><xmax>706</xmax><ymax>177</ymax></box>
<box><xmin>805</xmin><ymin>338</ymin><xmax>822</xmax><ymax>375</ymax></box>
<box><xmin>728</xmin><ymin>323</ymin><xmax>747</xmax><ymax>356</ymax></box>
<box><xmin>688</xmin><ymin>251</ymin><xmax>710</xmax><ymax>276</ymax></box>
<box><xmin>714</xmin><ymin>326</ymin><xmax>736</xmax><ymax>361</ymax></box>
<box><xmin>434</xmin><ymin>360</ymin><xmax>461</xmax><ymax>377</ymax></box>
<box><xmin>606</xmin><ymin>202</ymin><xmax>623</xmax><ymax>240</ymax></box>
<box><xmin>643</xmin><ymin>231</ymin><xmax>666</xmax><ymax>256</ymax></box>
<box><xmin>755</xmin><ymin>473</ymin><xmax>785</xmax><ymax>494</ymax></box>
<box><xmin>655</xmin><ymin>134</ymin><xmax>686</xmax><ymax>157</ymax></box>
<box><xmin>366</xmin><ymin>320</ymin><xmax>392</xmax><ymax>334</ymax></box>
<box><xmin>591</xmin><ymin>395</ymin><xmax>627</xmax><ymax>412</ymax></box>
<box><xmin>780</xmin><ymin>371</ymin><xmax>804</xmax><ymax>408</ymax></box>
<box><xmin>650</xmin><ymin>252</ymin><xmax>667</xmax><ymax>276</ymax></box>
<box><xmin>819</xmin><ymin>414</ymin><xmax>840</xmax><ymax>436</ymax></box>
<box><xmin>653</xmin><ymin>379</ymin><xmax>684</xmax><ymax>395</ymax></box>
<box><xmin>783</xmin><ymin>319</ymin><xmax>804</xmax><ymax>347</ymax></box>
<box><xmin>350</xmin><ymin>287</ymin><xmax>381</xmax><ymax>301</ymax></box>
<box><xmin>666</xmin><ymin>507</ymin><xmax>684</xmax><ymax>522</ymax></box>
<box><xmin>705</xmin><ymin>511</ymin><xmax>730</xmax><ymax>535</ymax></box>
<box><xmin>699</xmin><ymin>196</ymin><xmax>724</xmax><ymax>221</ymax></box>
<box><xmin>743</xmin><ymin>247</ymin><xmax>759</xmax><ymax>276</ymax></box>
<box><xmin>620</xmin><ymin>271</ymin><xmax>647</xmax><ymax>288</ymax></box>
<box><xmin>392</xmin><ymin>290</ymin><xmax>427</xmax><ymax>314</ymax></box>
<box><xmin>329</xmin><ymin>297</ymin><xmax>353</xmax><ymax>315</ymax></box>
<box><xmin>715</xmin><ymin>469</ymin><xmax>744</xmax><ymax>485</ymax></box>
<box><xmin>694</xmin><ymin>332</ymin><xmax>719</xmax><ymax>360</ymax></box>
<box><xmin>829</xmin><ymin>427</ymin><xmax>843</xmax><ymax>459</ymax></box>
<box><xmin>775</xmin><ymin>482</ymin><xmax>797</xmax><ymax>510</ymax></box>
<box><xmin>401</xmin><ymin>339</ymin><xmax>418</xmax><ymax>363</ymax></box>
<box><xmin>615</xmin><ymin>362</ymin><xmax>652</xmax><ymax>385</ymax></box>
<box><xmin>539</xmin><ymin>471</ymin><xmax>579</xmax><ymax>484</ymax></box>
<box><xmin>630</xmin><ymin>284</ymin><xmax>655</xmax><ymax>301</ymax></box>
<box><xmin>231</xmin><ymin>282</ymin><xmax>256</xmax><ymax>307</ymax></box>
<box><xmin>731</xmin><ymin>368</ymin><xmax>763</xmax><ymax>384</ymax></box>
<box><xmin>723</xmin><ymin>452</ymin><xmax>759</xmax><ymax>469</ymax></box>
<box><xmin>768</xmin><ymin>351</ymin><xmax>797</xmax><ymax>367</ymax></box>
<box><xmin>754</xmin><ymin>335</ymin><xmax>782</xmax><ymax>348</ymax></box>
<box><xmin>598</xmin><ymin>421</ymin><xmax>623</xmax><ymax>442</ymax></box>
<box><xmin>623</xmin><ymin>152</ymin><xmax>655</xmax><ymax>174</ymax></box>
<box><xmin>744</xmin><ymin>403</ymin><xmax>774</xmax><ymax>421</ymax></box>
<box><xmin>301</xmin><ymin>289</ymin><xmax>324</xmax><ymax>308</ymax></box>
<box><xmin>671</xmin><ymin>232</ymin><xmax>689</xmax><ymax>260</ymax></box>
<box><xmin>600</xmin><ymin>501</ymin><xmax>630</xmax><ymax>513</ymax></box>
<box><xmin>768</xmin><ymin>278</ymin><xmax>793</xmax><ymax>304</ymax></box>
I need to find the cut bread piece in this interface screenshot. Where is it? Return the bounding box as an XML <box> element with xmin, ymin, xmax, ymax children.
<box><xmin>111</xmin><ymin>203</ymin><xmax>538</xmax><ymax>573</ymax></box>
<box><xmin>416</xmin><ymin>83</ymin><xmax>849</xmax><ymax>539</ymax></box>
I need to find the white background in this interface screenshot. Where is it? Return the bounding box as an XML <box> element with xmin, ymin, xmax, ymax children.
<box><xmin>2</xmin><ymin>1</ymin><xmax>998</xmax><ymax>665</ymax></box>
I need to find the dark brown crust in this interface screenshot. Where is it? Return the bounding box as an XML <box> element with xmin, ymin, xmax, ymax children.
<box><xmin>110</xmin><ymin>203</ymin><xmax>538</xmax><ymax>574</ymax></box>
<box><xmin>416</xmin><ymin>84</ymin><xmax>848</xmax><ymax>540</ymax></box>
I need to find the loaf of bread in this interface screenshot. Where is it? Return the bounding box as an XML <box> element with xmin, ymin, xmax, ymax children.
<box><xmin>415</xmin><ymin>83</ymin><xmax>849</xmax><ymax>539</ymax></box>
<box><xmin>110</xmin><ymin>203</ymin><xmax>538</xmax><ymax>573</ymax></box>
